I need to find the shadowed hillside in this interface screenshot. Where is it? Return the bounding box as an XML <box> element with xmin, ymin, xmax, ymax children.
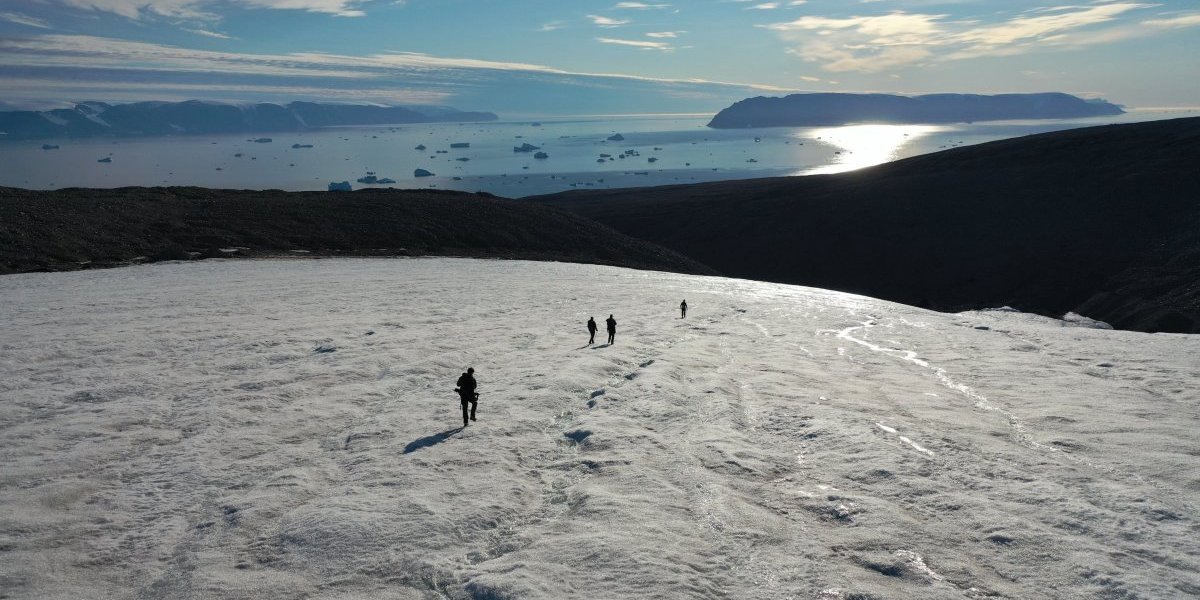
<box><xmin>534</xmin><ymin>117</ymin><xmax>1200</xmax><ymax>333</ymax></box>
<box><xmin>0</xmin><ymin>186</ymin><xmax>713</xmax><ymax>276</ymax></box>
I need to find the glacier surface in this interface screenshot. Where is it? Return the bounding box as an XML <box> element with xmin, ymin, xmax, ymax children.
<box><xmin>1</xmin><ymin>258</ymin><xmax>1197</xmax><ymax>599</ymax></box>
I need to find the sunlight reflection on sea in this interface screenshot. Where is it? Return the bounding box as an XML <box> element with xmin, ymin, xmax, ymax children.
<box><xmin>800</xmin><ymin>124</ymin><xmax>948</xmax><ymax>175</ymax></box>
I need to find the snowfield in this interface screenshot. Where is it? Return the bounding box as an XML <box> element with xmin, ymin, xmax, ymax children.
<box><xmin>1</xmin><ymin>258</ymin><xmax>1197</xmax><ymax>599</ymax></box>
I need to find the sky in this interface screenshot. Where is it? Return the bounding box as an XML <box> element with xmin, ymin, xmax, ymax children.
<box><xmin>0</xmin><ymin>0</ymin><xmax>1197</xmax><ymax>115</ymax></box>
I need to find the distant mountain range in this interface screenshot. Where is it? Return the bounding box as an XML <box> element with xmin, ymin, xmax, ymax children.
<box><xmin>708</xmin><ymin>92</ymin><xmax>1124</xmax><ymax>128</ymax></box>
<box><xmin>0</xmin><ymin>101</ymin><xmax>498</xmax><ymax>140</ymax></box>
<box><xmin>536</xmin><ymin>117</ymin><xmax>1200</xmax><ymax>334</ymax></box>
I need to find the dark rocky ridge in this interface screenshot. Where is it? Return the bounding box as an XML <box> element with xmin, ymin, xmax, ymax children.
<box><xmin>534</xmin><ymin>117</ymin><xmax>1200</xmax><ymax>334</ymax></box>
<box><xmin>708</xmin><ymin>92</ymin><xmax>1123</xmax><ymax>128</ymax></box>
<box><xmin>0</xmin><ymin>100</ymin><xmax>498</xmax><ymax>140</ymax></box>
<box><xmin>0</xmin><ymin>187</ymin><xmax>713</xmax><ymax>276</ymax></box>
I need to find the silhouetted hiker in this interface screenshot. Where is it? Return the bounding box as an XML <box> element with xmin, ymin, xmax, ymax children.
<box><xmin>587</xmin><ymin>317</ymin><xmax>598</xmax><ymax>345</ymax></box>
<box><xmin>680</xmin><ymin>299</ymin><xmax>688</xmax><ymax>318</ymax></box>
<box><xmin>455</xmin><ymin>367</ymin><xmax>478</xmax><ymax>426</ymax></box>
<box><xmin>606</xmin><ymin>314</ymin><xmax>617</xmax><ymax>345</ymax></box>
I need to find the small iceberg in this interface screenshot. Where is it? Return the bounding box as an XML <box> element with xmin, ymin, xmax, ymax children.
<box><xmin>456</xmin><ymin>157</ymin><xmax>470</xmax><ymax>162</ymax></box>
<box><xmin>253</xmin><ymin>138</ymin><xmax>272</xmax><ymax>143</ymax></box>
<box><xmin>291</xmin><ymin>143</ymin><xmax>313</xmax><ymax>149</ymax></box>
<box><xmin>450</xmin><ymin>142</ymin><xmax>470</xmax><ymax>148</ymax></box>
<box><xmin>534</xmin><ymin>152</ymin><xmax>549</xmax><ymax>159</ymax></box>
<box><xmin>514</xmin><ymin>143</ymin><xmax>540</xmax><ymax>153</ymax></box>
<box><xmin>376</xmin><ymin>178</ymin><xmax>396</xmax><ymax>184</ymax></box>
<box><xmin>415</xmin><ymin>144</ymin><xmax>427</xmax><ymax>150</ymax></box>
<box><xmin>41</xmin><ymin>144</ymin><xmax>59</xmax><ymax>150</ymax></box>
<box><xmin>607</xmin><ymin>133</ymin><xmax>625</xmax><ymax>141</ymax></box>
<box><xmin>414</xmin><ymin>168</ymin><xmax>435</xmax><ymax>177</ymax></box>
<box><xmin>357</xmin><ymin>175</ymin><xmax>379</xmax><ymax>184</ymax></box>
<box><xmin>97</xmin><ymin>157</ymin><xmax>112</xmax><ymax>163</ymax></box>
<box><xmin>647</xmin><ymin>157</ymin><xmax>658</xmax><ymax>163</ymax></box>
<box><xmin>328</xmin><ymin>181</ymin><xmax>352</xmax><ymax>192</ymax></box>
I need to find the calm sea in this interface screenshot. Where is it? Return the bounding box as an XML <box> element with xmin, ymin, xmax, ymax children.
<box><xmin>0</xmin><ymin>110</ymin><xmax>1191</xmax><ymax>197</ymax></box>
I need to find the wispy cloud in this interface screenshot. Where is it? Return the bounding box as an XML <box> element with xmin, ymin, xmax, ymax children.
<box><xmin>596</xmin><ymin>37</ymin><xmax>673</xmax><ymax>50</ymax></box>
<box><xmin>588</xmin><ymin>14</ymin><xmax>630</xmax><ymax>27</ymax></box>
<box><xmin>0</xmin><ymin>34</ymin><xmax>789</xmax><ymax>94</ymax></box>
<box><xmin>1142</xmin><ymin>12</ymin><xmax>1200</xmax><ymax>29</ymax></box>
<box><xmin>765</xmin><ymin>3</ymin><xmax>1172</xmax><ymax>72</ymax></box>
<box><xmin>539</xmin><ymin>21</ymin><xmax>566</xmax><ymax>32</ymax></box>
<box><xmin>0</xmin><ymin>33</ymin><xmax>802</xmax><ymax>114</ymax></box>
<box><xmin>747</xmin><ymin>3</ymin><xmax>780</xmax><ymax>10</ymax></box>
<box><xmin>50</xmin><ymin>0</ymin><xmax>366</xmax><ymax>19</ymax></box>
<box><xmin>646</xmin><ymin>31</ymin><xmax>682</xmax><ymax>38</ymax></box>
<box><xmin>613</xmin><ymin>2</ymin><xmax>670</xmax><ymax>9</ymax></box>
<box><xmin>0</xmin><ymin>11</ymin><xmax>52</xmax><ymax>28</ymax></box>
<box><xmin>185</xmin><ymin>28</ymin><xmax>234</xmax><ymax>39</ymax></box>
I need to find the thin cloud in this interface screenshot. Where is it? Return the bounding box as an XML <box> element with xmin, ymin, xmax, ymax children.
<box><xmin>539</xmin><ymin>21</ymin><xmax>566</xmax><ymax>32</ymax></box>
<box><xmin>50</xmin><ymin>0</ymin><xmax>366</xmax><ymax>19</ymax></box>
<box><xmin>185</xmin><ymin>28</ymin><xmax>234</xmax><ymax>39</ymax></box>
<box><xmin>0</xmin><ymin>12</ymin><xmax>52</xmax><ymax>28</ymax></box>
<box><xmin>596</xmin><ymin>37</ymin><xmax>673</xmax><ymax>50</ymax></box>
<box><xmin>1142</xmin><ymin>13</ymin><xmax>1200</xmax><ymax>29</ymax></box>
<box><xmin>0</xmin><ymin>34</ymin><xmax>791</xmax><ymax>92</ymax></box>
<box><xmin>646</xmin><ymin>31</ymin><xmax>682</xmax><ymax>38</ymax></box>
<box><xmin>588</xmin><ymin>14</ymin><xmax>630</xmax><ymax>27</ymax></box>
<box><xmin>613</xmin><ymin>2</ymin><xmax>670</xmax><ymax>8</ymax></box>
<box><xmin>747</xmin><ymin>3</ymin><xmax>780</xmax><ymax>10</ymax></box>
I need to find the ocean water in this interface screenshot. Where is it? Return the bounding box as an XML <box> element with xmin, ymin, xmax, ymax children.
<box><xmin>0</xmin><ymin>109</ymin><xmax>1190</xmax><ymax>197</ymax></box>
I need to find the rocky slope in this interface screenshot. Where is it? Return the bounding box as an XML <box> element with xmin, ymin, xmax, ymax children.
<box><xmin>0</xmin><ymin>186</ymin><xmax>712</xmax><ymax>276</ymax></box>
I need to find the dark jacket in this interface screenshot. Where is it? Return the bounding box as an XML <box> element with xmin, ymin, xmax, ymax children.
<box><xmin>457</xmin><ymin>373</ymin><xmax>477</xmax><ymax>400</ymax></box>
<box><xmin>587</xmin><ymin>318</ymin><xmax>597</xmax><ymax>332</ymax></box>
<box><xmin>606</xmin><ymin>317</ymin><xmax>616</xmax><ymax>332</ymax></box>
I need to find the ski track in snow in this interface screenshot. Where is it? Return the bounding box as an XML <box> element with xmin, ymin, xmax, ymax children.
<box><xmin>1</xmin><ymin>257</ymin><xmax>1198</xmax><ymax>600</ymax></box>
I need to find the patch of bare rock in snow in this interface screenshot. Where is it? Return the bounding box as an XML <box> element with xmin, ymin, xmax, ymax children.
<box><xmin>1</xmin><ymin>258</ymin><xmax>1197</xmax><ymax>599</ymax></box>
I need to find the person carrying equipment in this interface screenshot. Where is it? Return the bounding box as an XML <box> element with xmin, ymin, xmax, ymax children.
<box><xmin>455</xmin><ymin>367</ymin><xmax>478</xmax><ymax>426</ymax></box>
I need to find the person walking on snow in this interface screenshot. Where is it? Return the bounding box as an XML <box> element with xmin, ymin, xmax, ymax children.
<box><xmin>456</xmin><ymin>367</ymin><xmax>478</xmax><ymax>426</ymax></box>
<box><xmin>606</xmin><ymin>314</ymin><xmax>617</xmax><ymax>345</ymax></box>
<box><xmin>680</xmin><ymin>299</ymin><xmax>688</xmax><ymax>318</ymax></box>
<box><xmin>587</xmin><ymin>317</ymin><xmax>598</xmax><ymax>345</ymax></box>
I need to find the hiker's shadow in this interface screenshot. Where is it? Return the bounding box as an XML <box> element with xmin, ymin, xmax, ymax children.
<box><xmin>590</xmin><ymin>343</ymin><xmax>612</xmax><ymax>350</ymax></box>
<box><xmin>403</xmin><ymin>427</ymin><xmax>463</xmax><ymax>454</ymax></box>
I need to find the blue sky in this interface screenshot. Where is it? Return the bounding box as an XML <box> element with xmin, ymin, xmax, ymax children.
<box><xmin>0</xmin><ymin>0</ymin><xmax>1196</xmax><ymax>114</ymax></box>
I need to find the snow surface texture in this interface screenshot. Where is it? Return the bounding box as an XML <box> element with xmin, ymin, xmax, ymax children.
<box><xmin>1</xmin><ymin>258</ymin><xmax>1197</xmax><ymax>599</ymax></box>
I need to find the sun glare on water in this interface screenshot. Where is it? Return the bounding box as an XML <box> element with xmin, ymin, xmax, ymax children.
<box><xmin>802</xmin><ymin>124</ymin><xmax>947</xmax><ymax>175</ymax></box>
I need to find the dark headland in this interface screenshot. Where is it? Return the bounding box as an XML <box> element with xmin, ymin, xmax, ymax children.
<box><xmin>0</xmin><ymin>100</ymin><xmax>498</xmax><ymax>140</ymax></box>
<box><xmin>534</xmin><ymin>117</ymin><xmax>1200</xmax><ymax>334</ymax></box>
<box><xmin>708</xmin><ymin>92</ymin><xmax>1123</xmax><ymax>128</ymax></box>
<box><xmin>0</xmin><ymin>187</ymin><xmax>712</xmax><ymax>276</ymax></box>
